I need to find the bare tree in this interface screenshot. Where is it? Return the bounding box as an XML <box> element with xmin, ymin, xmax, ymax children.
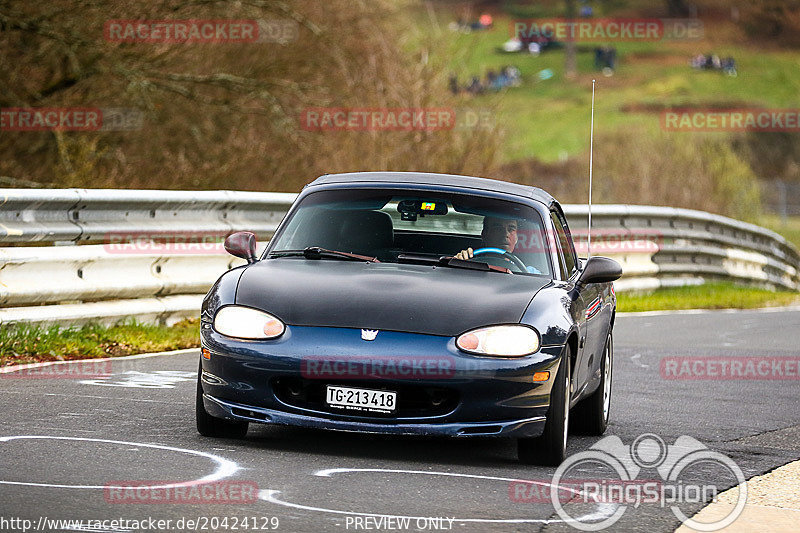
<box><xmin>0</xmin><ymin>0</ymin><xmax>501</xmax><ymax>191</ymax></box>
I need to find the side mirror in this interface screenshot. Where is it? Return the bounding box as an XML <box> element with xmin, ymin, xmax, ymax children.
<box><xmin>578</xmin><ymin>256</ymin><xmax>622</xmax><ymax>285</ymax></box>
<box><xmin>224</xmin><ymin>231</ymin><xmax>257</xmax><ymax>263</ymax></box>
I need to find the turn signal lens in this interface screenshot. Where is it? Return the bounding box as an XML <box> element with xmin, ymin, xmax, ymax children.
<box><xmin>458</xmin><ymin>333</ymin><xmax>479</xmax><ymax>351</ymax></box>
<box><xmin>456</xmin><ymin>325</ymin><xmax>540</xmax><ymax>357</ymax></box>
<box><xmin>213</xmin><ymin>306</ymin><xmax>285</xmax><ymax>340</ymax></box>
<box><xmin>532</xmin><ymin>371</ymin><xmax>550</xmax><ymax>382</ymax></box>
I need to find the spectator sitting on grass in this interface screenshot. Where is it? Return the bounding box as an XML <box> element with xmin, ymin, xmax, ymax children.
<box><xmin>466</xmin><ymin>76</ymin><xmax>483</xmax><ymax>95</ymax></box>
<box><xmin>449</xmin><ymin>75</ymin><xmax>460</xmax><ymax>95</ymax></box>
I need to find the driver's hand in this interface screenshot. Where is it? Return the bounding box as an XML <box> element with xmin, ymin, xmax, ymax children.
<box><xmin>454</xmin><ymin>248</ymin><xmax>474</xmax><ymax>260</ymax></box>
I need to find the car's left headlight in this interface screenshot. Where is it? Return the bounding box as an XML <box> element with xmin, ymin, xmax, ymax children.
<box><xmin>213</xmin><ymin>305</ymin><xmax>285</xmax><ymax>340</ymax></box>
<box><xmin>456</xmin><ymin>325</ymin><xmax>540</xmax><ymax>357</ymax></box>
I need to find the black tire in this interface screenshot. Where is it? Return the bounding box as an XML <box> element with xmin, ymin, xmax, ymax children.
<box><xmin>572</xmin><ymin>331</ymin><xmax>613</xmax><ymax>435</ymax></box>
<box><xmin>196</xmin><ymin>363</ymin><xmax>249</xmax><ymax>439</ymax></box>
<box><xmin>517</xmin><ymin>347</ymin><xmax>571</xmax><ymax>466</ymax></box>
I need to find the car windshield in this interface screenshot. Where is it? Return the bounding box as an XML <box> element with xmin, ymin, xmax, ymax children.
<box><xmin>268</xmin><ymin>188</ymin><xmax>553</xmax><ymax>277</ymax></box>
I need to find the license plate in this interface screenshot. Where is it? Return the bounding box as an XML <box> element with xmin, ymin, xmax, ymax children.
<box><xmin>326</xmin><ymin>385</ymin><xmax>396</xmax><ymax>414</ymax></box>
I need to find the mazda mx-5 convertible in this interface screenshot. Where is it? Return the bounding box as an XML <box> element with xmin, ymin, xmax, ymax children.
<box><xmin>197</xmin><ymin>172</ymin><xmax>621</xmax><ymax>465</ymax></box>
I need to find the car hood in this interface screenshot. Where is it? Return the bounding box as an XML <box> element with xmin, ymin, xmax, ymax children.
<box><xmin>235</xmin><ymin>259</ymin><xmax>551</xmax><ymax>337</ymax></box>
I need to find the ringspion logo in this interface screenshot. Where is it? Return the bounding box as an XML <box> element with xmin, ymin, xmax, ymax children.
<box><xmin>531</xmin><ymin>434</ymin><xmax>746</xmax><ymax>531</ymax></box>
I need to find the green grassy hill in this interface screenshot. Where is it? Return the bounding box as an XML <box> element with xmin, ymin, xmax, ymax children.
<box><xmin>434</xmin><ymin>12</ymin><xmax>800</xmax><ymax>163</ymax></box>
<box><xmin>417</xmin><ymin>3</ymin><xmax>800</xmax><ymax>243</ymax></box>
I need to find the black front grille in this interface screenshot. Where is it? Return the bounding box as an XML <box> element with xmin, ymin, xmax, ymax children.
<box><xmin>272</xmin><ymin>377</ymin><xmax>459</xmax><ymax>419</ymax></box>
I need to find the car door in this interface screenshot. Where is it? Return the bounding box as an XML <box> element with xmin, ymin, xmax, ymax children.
<box><xmin>550</xmin><ymin>209</ymin><xmax>598</xmax><ymax>395</ymax></box>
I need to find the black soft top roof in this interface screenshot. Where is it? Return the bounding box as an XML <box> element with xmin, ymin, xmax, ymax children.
<box><xmin>308</xmin><ymin>172</ymin><xmax>555</xmax><ymax>206</ymax></box>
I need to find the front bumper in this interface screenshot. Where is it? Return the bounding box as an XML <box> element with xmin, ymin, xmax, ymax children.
<box><xmin>200</xmin><ymin>323</ymin><xmax>563</xmax><ymax>439</ymax></box>
<box><xmin>203</xmin><ymin>394</ymin><xmax>546</xmax><ymax>437</ymax></box>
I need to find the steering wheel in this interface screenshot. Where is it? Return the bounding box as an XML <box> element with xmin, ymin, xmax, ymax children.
<box><xmin>472</xmin><ymin>247</ymin><xmax>527</xmax><ymax>273</ymax></box>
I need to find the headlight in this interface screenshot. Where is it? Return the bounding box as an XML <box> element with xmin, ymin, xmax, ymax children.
<box><xmin>213</xmin><ymin>306</ymin><xmax>285</xmax><ymax>339</ymax></box>
<box><xmin>456</xmin><ymin>325</ymin><xmax>540</xmax><ymax>357</ymax></box>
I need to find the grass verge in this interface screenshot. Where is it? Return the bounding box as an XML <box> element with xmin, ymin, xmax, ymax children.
<box><xmin>617</xmin><ymin>282</ymin><xmax>800</xmax><ymax>313</ymax></box>
<box><xmin>0</xmin><ymin>318</ymin><xmax>200</xmax><ymax>367</ymax></box>
<box><xmin>759</xmin><ymin>215</ymin><xmax>800</xmax><ymax>251</ymax></box>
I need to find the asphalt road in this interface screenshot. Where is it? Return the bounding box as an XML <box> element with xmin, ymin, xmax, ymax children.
<box><xmin>1</xmin><ymin>309</ymin><xmax>799</xmax><ymax>533</ymax></box>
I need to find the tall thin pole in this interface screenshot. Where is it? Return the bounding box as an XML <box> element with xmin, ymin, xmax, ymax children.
<box><xmin>588</xmin><ymin>79</ymin><xmax>595</xmax><ymax>258</ymax></box>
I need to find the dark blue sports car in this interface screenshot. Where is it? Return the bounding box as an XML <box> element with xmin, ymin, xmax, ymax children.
<box><xmin>197</xmin><ymin>172</ymin><xmax>621</xmax><ymax>465</ymax></box>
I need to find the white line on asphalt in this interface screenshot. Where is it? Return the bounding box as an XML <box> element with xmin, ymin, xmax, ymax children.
<box><xmin>0</xmin><ymin>436</ymin><xmax>238</xmax><ymax>490</ymax></box>
<box><xmin>630</xmin><ymin>353</ymin><xmax>649</xmax><ymax>368</ymax></box>
<box><xmin>258</xmin><ymin>467</ymin><xmax>618</xmax><ymax>524</ymax></box>
<box><xmin>0</xmin><ymin>391</ymin><xmax>176</xmax><ymax>403</ymax></box>
<box><xmin>260</xmin><ymin>488</ymin><xmax>617</xmax><ymax>525</ymax></box>
<box><xmin>0</xmin><ymin>348</ymin><xmax>197</xmax><ymax>374</ymax></box>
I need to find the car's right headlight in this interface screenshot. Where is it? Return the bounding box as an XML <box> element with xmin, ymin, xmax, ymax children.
<box><xmin>456</xmin><ymin>325</ymin><xmax>540</xmax><ymax>357</ymax></box>
<box><xmin>213</xmin><ymin>306</ymin><xmax>285</xmax><ymax>340</ymax></box>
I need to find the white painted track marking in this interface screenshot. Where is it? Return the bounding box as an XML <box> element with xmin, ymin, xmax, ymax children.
<box><xmin>0</xmin><ymin>436</ymin><xmax>238</xmax><ymax>490</ymax></box>
<box><xmin>79</xmin><ymin>370</ymin><xmax>196</xmax><ymax>388</ymax></box>
<box><xmin>260</xmin><ymin>467</ymin><xmax>618</xmax><ymax>524</ymax></box>
<box><xmin>0</xmin><ymin>348</ymin><xmax>196</xmax><ymax>374</ymax></box>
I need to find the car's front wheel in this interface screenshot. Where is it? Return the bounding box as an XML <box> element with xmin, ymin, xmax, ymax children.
<box><xmin>196</xmin><ymin>363</ymin><xmax>249</xmax><ymax>439</ymax></box>
<box><xmin>517</xmin><ymin>347</ymin><xmax>571</xmax><ymax>466</ymax></box>
<box><xmin>572</xmin><ymin>331</ymin><xmax>613</xmax><ymax>435</ymax></box>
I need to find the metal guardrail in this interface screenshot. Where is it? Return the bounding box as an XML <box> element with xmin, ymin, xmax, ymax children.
<box><xmin>564</xmin><ymin>205</ymin><xmax>800</xmax><ymax>293</ymax></box>
<box><xmin>0</xmin><ymin>189</ymin><xmax>294</xmax><ymax>243</ymax></box>
<box><xmin>1</xmin><ymin>188</ymin><xmax>798</xmax><ymax>325</ymax></box>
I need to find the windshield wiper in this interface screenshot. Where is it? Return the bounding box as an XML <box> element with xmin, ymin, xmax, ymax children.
<box><xmin>269</xmin><ymin>247</ymin><xmax>379</xmax><ymax>263</ymax></box>
<box><xmin>397</xmin><ymin>253</ymin><xmax>509</xmax><ymax>273</ymax></box>
<box><xmin>396</xmin><ymin>253</ymin><xmax>450</xmax><ymax>266</ymax></box>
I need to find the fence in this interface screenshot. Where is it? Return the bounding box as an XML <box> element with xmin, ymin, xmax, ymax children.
<box><xmin>1</xmin><ymin>188</ymin><xmax>798</xmax><ymax>325</ymax></box>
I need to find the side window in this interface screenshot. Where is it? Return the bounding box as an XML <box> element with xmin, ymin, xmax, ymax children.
<box><xmin>549</xmin><ymin>212</ymin><xmax>568</xmax><ymax>280</ymax></box>
<box><xmin>550</xmin><ymin>211</ymin><xmax>577</xmax><ymax>277</ymax></box>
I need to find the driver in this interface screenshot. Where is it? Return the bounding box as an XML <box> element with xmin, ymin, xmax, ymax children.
<box><xmin>455</xmin><ymin>216</ymin><xmax>540</xmax><ymax>273</ymax></box>
<box><xmin>455</xmin><ymin>217</ymin><xmax>518</xmax><ymax>260</ymax></box>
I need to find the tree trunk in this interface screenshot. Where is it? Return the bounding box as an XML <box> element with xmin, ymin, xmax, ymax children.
<box><xmin>564</xmin><ymin>0</ymin><xmax>577</xmax><ymax>78</ymax></box>
<box><xmin>666</xmin><ymin>0</ymin><xmax>691</xmax><ymax>17</ymax></box>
